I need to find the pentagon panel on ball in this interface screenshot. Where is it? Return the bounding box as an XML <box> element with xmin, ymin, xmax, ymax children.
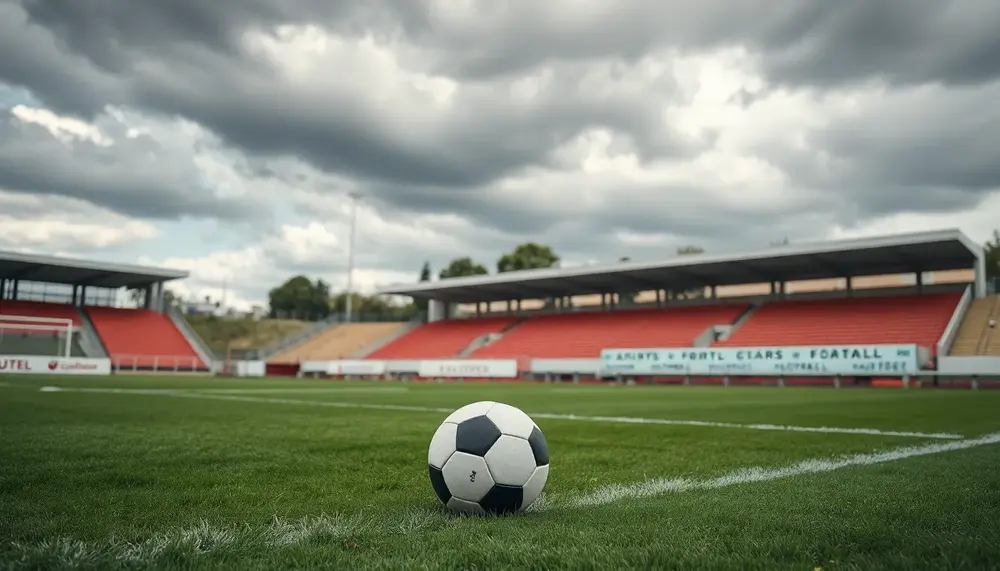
<box><xmin>427</xmin><ymin>401</ymin><xmax>549</xmax><ymax>516</ymax></box>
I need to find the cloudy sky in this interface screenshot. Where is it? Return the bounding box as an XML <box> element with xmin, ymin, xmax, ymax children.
<box><xmin>2</xmin><ymin>0</ymin><xmax>999</xmax><ymax>310</ymax></box>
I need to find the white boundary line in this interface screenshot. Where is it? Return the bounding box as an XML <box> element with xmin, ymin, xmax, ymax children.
<box><xmin>5</xmin><ymin>431</ymin><xmax>999</xmax><ymax>568</ymax></box>
<box><xmin>556</xmin><ymin>430</ymin><xmax>1000</xmax><ymax>508</ymax></box>
<box><xmin>32</xmin><ymin>385</ymin><xmax>965</xmax><ymax>440</ymax></box>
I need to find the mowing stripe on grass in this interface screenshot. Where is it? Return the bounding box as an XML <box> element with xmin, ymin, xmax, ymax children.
<box><xmin>555</xmin><ymin>430</ymin><xmax>1000</xmax><ymax>508</ymax></box>
<box><xmin>34</xmin><ymin>385</ymin><xmax>965</xmax><ymax>440</ymax></box>
<box><xmin>6</xmin><ymin>432</ymin><xmax>1000</xmax><ymax>569</ymax></box>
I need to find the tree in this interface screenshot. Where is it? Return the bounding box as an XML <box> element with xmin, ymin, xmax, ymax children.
<box><xmin>440</xmin><ymin>257</ymin><xmax>489</xmax><ymax>280</ymax></box>
<box><xmin>128</xmin><ymin>287</ymin><xmax>181</xmax><ymax>309</ymax></box>
<box><xmin>672</xmin><ymin>245</ymin><xmax>706</xmax><ymax>300</ymax></box>
<box><xmin>497</xmin><ymin>242</ymin><xmax>560</xmax><ymax>273</ymax></box>
<box><xmin>414</xmin><ymin>261</ymin><xmax>432</xmax><ymax>313</ymax></box>
<box><xmin>985</xmin><ymin>230</ymin><xmax>1000</xmax><ymax>280</ymax></box>
<box><xmin>268</xmin><ymin>275</ymin><xmax>330</xmax><ymax>320</ymax></box>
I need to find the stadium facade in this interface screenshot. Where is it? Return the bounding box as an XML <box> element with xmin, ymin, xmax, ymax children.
<box><xmin>1</xmin><ymin>229</ymin><xmax>998</xmax><ymax>385</ymax></box>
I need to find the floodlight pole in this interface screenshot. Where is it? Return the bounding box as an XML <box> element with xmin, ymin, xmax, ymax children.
<box><xmin>344</xmin><ymin>192</ymin><xmax>361</xmax><ymax>323</ymax></box>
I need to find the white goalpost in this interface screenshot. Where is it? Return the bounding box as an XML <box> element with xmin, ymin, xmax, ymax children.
<box><xmin>0</xmin><ymin>314</ymin><xmax>76</xmax><ymax>358</ymax></box>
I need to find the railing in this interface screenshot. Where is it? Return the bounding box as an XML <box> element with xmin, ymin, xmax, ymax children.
<box><xmin>167</xmin><ymin>306</ymin><xmax>219</xmax><ymax>370</ymax></box>
<box><xmin>937</xmin><ymin>284</ymin><xmax>972</xmax><ymax>356</ymax></box>
<box><xmin>111</xmin><ymin>355</ymin><xmax>208</xmax><ymax>373</ymax></box>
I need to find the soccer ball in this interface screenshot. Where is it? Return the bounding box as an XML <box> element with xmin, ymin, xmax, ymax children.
<box><xmin>427</xmin><ymin>400</ymin><xmax>549</xmax><ymax>515</ymax></box>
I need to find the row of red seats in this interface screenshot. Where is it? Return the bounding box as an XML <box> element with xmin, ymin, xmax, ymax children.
<box><xmin>370</xmin><ymin>292</ymin><xmax>962</xmax><ymax>360</ymax></box>
<box><xmin>0</xmin><ymin>301</ymin><xmax>204</xmax><ymax>369</ymax></box>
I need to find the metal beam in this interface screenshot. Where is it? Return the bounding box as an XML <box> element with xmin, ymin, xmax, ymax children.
<box><xmin>809</xmin><ymin>254</ymin><xmax>850</xmax><ymax>275</ymax></box>
<box><xmin>76</xmin><ymin>271</ymin><xmax>118</xmax><ymax>286</ymax></box>
<box><xmin>2</xmin><ymin>264</ymin><xmax>40</xmax><ymax>280</ymax></box>
<box><xmin>728</xmin><ymin>262</ymin><xmax>774</xmax><ymax>282</ymax></box>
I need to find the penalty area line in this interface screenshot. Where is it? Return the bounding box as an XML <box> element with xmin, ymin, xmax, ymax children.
<box><xmin>37</xmin><ymin>385</ymin><xmax>964</xmax><ymax>440</ymax></box>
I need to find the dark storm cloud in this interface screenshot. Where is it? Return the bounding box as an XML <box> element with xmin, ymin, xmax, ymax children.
<box><xmin>0</xmin><ymin>113</ymin><xmax>268</xmax><ymax>221</ymax></box>
<box><xmin>757</xmin><ymin>82</ymin><xmax>1000</xmax><ymax>221</ymax></box>
<box><xmin>1</xmin><ymin>0</ymin><xmax>999</xmax><ymax>253</ymax></box>
<box><xmin>758</xmin><ymin>0</ymin><xmax>1000</xmax><ymax>88</ymax></box>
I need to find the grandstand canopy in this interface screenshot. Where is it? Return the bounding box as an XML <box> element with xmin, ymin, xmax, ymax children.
<box><xmin>376</xmin><ymin>229</ymin><xmax>981</xmax><ymax>303</ymax></box>
<box><xmin>0</xmin><ymin>250</ymin><xmax>188</xmax><ymax>289</ymax></box>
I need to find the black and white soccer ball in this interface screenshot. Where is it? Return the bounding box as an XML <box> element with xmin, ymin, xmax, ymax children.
<box><xmin>427</xmin><ymin>400</ymin><xmax>549</xmax><ymax>515</ymax></box>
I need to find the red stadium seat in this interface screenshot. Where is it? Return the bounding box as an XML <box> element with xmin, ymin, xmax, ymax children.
<box><xmin>0</xmin><ymin>300</ymin><xmax>82</xmax><ymax>328</ymax></box>
<box><xmin>367</xmin><ymin>317</ymin><xmax>517</xmax><ymax>359</ymax></box>
<box><xmin>86</xmin><ymin>307</ymin><xmax>205</xmax><ymax>369</ymax></box>
<box><xmin>715</xmin><ymin>292</ymin><xmax>962</xmax><ymax>353</ymax></box>
<box><xmin>471</xmin><ymin>305</ymin><xmax>750</xmax><ymax>359</ymax></box>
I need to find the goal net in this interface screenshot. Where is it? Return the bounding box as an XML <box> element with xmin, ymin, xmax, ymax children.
<box><xmin>0</xmin><ymin>314</ymin><xmax>76</xmax><ymax>358</ymax></box>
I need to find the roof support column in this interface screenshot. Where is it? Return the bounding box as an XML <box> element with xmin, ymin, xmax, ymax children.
<box><xmin>915</xmin><ymin>271</ymin><xmax>923</xmax><ymax>294</ymax></box>
<box><xmin>0</xmin><ymin>278</ymin><xmax>5</xmax><ymax>300</ymax></box>
<box><xmin>11</xmin><ymin>279</ymin><xmax>18</xmax><ymax>300</ymax></box>
<box><xmin>845</xmin><ymin>276</ymin><xmax>853</xmax><ymax>296</ymax></box>
<box><xmin>974</xmin><ymin>253</ymin><xmax>986</xmax><ymax>298</ymax></box>
<box><xmin>144</xmin><ymin>284</ymin><xmax>154</xmax><ymax>310</ymax></box>
<box><xmin>428</xmin><ymin>299</ymin><xmax>445</xmax><ymax>322</ymax></box>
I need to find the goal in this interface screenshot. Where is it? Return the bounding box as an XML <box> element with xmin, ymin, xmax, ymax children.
<box><xmin>0</xmin><ymin>314</ymin><xmax>76</xmax><ymax>358</ymax></box>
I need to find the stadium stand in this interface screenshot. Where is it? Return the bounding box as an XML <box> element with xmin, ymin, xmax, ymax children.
<box><xmin>714</xmin><ymin>292</ymin><xmax>963</xmax><ymax>352</ymax></box>
<box><xmin>949</xmin><ymin>294</ymin><xmax>1000</xmax><ymax>355</ymax></box>
<box><xmin>0</xmin><ymin>251</ymin><xmax>212</xmax><ymax>371</ymax></box>
<box><xmin>86</xmin><ymin>307</ymin><xmax>205</xmax><ymax>369</ymax></box>
<box><xmin>269</xmin><ymin>322</ymin><xmax>407</xmax><ymax>363</ymax></box>
<box><xmin>471</xmin><ymin>305</ymin><xmax>749</xmax><ymax>358</ymax></box>
<box><xmin>367</xmin><ymin>316</ymin><xmax>517</xmax><ymax>359</ymax></box>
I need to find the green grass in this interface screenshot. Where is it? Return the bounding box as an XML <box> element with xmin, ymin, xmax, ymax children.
<box><xmin>1</xmin><ymin>376</ymin><xmax>999</xmax><ymax>570</ymax></box>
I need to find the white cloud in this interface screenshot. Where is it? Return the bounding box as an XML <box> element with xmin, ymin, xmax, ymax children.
<box><xmin>0</xmin><ymin>191</ymin><xmax>160</xmax><ymax>250</ymax></box>
<box><xmin>11</xmin><ymin>104</ymin><xmax>111</xmax><ymax>146</ymax></box>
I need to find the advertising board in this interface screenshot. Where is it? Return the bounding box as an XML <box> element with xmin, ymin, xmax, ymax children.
<box><xmin>600</xmin><ymin>345</ymin><xmax>920</xmax><ymax>376</ymax></box>
<box><xmin>0</xmin><ymin>355</ymin><xmax>112</xmax><ymax>375</ymax></box>
<box><xmin>417</xmin><ymin>359</ymin><xmax>518</xmax><ymax>378</ymax></box>
<box><xmin>334</xmin><ymin>360</ymin><xmax>386</xmax><ymax>376</ymax></box>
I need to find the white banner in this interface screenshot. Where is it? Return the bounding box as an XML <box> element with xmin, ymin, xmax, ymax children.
<box><xmin>335</xmin><ymin>360</ymin><xmax>386</xmax><ymax>375</ymax></box>
<box><xmin>418</xmin><ymin>359</ymin><xmax>518</xmax><ymax>378</ymax></box>
<box><xmin>234</xmin><ymin>360</ymin><xmax>266</xmax><ymax>377</ymax></box>
<box><xmin>299</xmin><ymin>360</ymin><xmax>335</xmax><ymax>374</ymax></box>
<box><xmin>297</xmin><ymin>360</ymin><xmax>387</xmax><ymax>375</ymax></box>
<box><xmin>0</xmin><ymin>355</ymin><xmax>111</xmax><ymax>375</ymax></box>
<box><xmin>600</xmin><ymin>344</ymin><xmax>921</xmax><ymax>376</ymax></box>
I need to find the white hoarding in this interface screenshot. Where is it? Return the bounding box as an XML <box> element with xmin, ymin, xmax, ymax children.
<box><xmin>299</xmin><ymin>361</ymin><xmax>335</xmax><ymax>374</ymax></box>
<box><xmin>600</xmin><ymin>344</ymin><xmax>921</xmax><ymax>376</ymax></box>
<box><xmin>417</xmin><ymin>359</ymin><xmax>518</xmax><ymax>378</ymax></box>
<box><xmin>234</xmin><ymin>360</ymin><xmax>266</xmax><ymax>377</ymax></box>
<box><xmin>334</xmin><ymin>360</ymin><xmax>386</xmax><ymax>375</ymax></box>
<box><xmin>0</xmin><ymin>355</ymin><xmax>112</xmax><ymax>375</ymax></box>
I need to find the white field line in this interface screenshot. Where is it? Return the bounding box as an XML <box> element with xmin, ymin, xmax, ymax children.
<box><xmin>5</xmin><ymin>432</ymin><xmax>1000</xmax><ymax>568</ymax></box>
<box><xmin>196</xmin><ymin>387</ymin><xmax>410</xmax><ymax>394</ymax></box>
<box><xmin>556</xmin><ymin>430</ymin><xmax>1000</xmax><ymax>508</ymax></box>
<box><xmin>34</xmin><ymin>385</ymin><xmax>965</xmax><ymax>440</ymax></box>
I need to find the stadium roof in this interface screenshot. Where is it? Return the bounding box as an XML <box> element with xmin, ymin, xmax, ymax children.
<box><xmin>0</xmin><ymin>250</ymin><xmax>188</xmax><ymax>289</ymax></box>
<box><xmin>376</xmin><ymin>229</ymin><xmax>982</xmax><ymax>303</ymax></box>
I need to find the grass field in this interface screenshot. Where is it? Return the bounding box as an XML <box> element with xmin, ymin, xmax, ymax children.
<box><xmin>1</xmin><ymin>376</ymin><xmax>999</xmax><ymax>570</ymax></box>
